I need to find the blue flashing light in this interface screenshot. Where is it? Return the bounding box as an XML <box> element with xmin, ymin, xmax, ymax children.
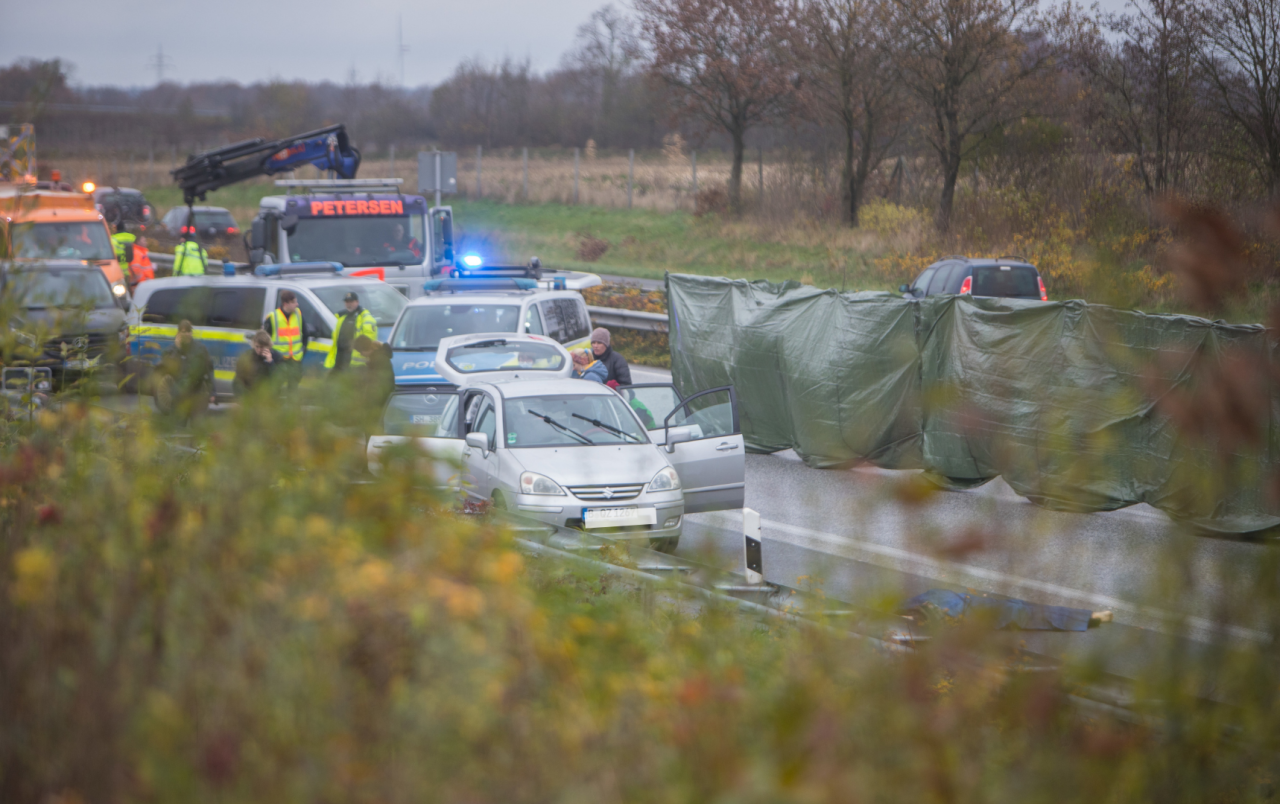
<box><xmin>462</xmin><ymin>253</ymin><xmax>483</xmax><ymax>267</ymax></box>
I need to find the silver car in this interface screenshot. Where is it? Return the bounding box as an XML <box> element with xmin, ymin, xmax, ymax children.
<box><xmin>368</xmin><ymin>333</ymin><xmax>746</xmax><ymax>550</ymax></box>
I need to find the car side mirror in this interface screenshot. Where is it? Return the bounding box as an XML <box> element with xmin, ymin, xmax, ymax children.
<box><xmin>663</xmin><ymin>425</ymin><xmax>694</xmax><ymax>453</ymax></box>
<box><xmin>898</xmin><ymin>284</ymin><xmax>910</xmax><ymax>294</ymax></box>
<box><xmin>465</xmin><ymin>431</ymin><xmax>489</xmax><ymax>454</ymax></box>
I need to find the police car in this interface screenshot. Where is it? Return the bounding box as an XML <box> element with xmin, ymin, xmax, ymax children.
<box><xmin>126</xmin><ymin>263</ymin><xmax>407</xmax><ymax>398</ymax></box>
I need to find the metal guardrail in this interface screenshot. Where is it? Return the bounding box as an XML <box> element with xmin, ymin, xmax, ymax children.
<box><xmin>149</xmin><ymin>253</ymin><xmax>228</xmax><ymax>274</ymax></box>
<box><xmin>586</xmin><ymin>305</ymin><xmax>668</xmax><ymax>333</ymax></box>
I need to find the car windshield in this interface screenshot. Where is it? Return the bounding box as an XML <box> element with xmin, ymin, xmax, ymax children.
<box><xmin>971</xmin><ymin>265</ymin><xmax>1040</xmax><ymax>298</ymax></box>
<box><xmin>287</xmin><ymin>214</ymin><xmax>427</xmax><ymax>268</ymax></box>
<box><xmin>382</xmin><ymin>392</ymin><xmax>459</xmax><ymax>436</ymax></box>
<box><xmin>6</xmin><ymin>269</ymin><xmax>115</xmax><ymax>308</ymax></box>
<box><xmin>12</xmin><ymin>222</ymin><xmax>114</xmax><ymax>261</ymax></box>
<box><xmin>311</xmin><ymin>284</ymin><xmax>408</xmax><ymax>327</ymax></box>
<box><xmin>391</xmin><ymin>304</ymin><xmax>521</xmax><ymax>351</ymax></box>
<box><xmin>504</xmin><ymin>393</ymin><xmax>648</xmax><ymax>448</ymax></box>
<box><xmin>444</xmin><ymin>339</ymin><xmax>566</xmax><ymax>374</ymax></box>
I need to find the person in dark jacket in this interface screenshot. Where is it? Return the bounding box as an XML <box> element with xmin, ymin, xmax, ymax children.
<box><xmin>590</xmin><ymin>327</ymin><xmax>631</xmax><ymax>387</ymax></box>
<box><xmin>234</xmin><ymin>330</ymin><xmax>282</xmax><ymax>396</ymax></box>
<box><xmin>156</xmin><ymin>319</ymin><xmax>215</xmax><ymax>421</ymax></box>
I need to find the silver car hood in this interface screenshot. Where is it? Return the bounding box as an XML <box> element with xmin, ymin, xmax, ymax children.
<box><xmin>507</xmin><ymin>443</ymin><xmax>670</xmax><ymax>487</ymax></box>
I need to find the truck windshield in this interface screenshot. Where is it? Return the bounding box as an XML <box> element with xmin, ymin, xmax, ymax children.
<box><xmin>310</xmin><ymin>284</ymin><xmax>408</xmax><ymax>327</ymax></box>
<box><xmin>391</xmin><ymin>304</ymin><xmax>522</xmax><ymax>351</ymax></box>
<box><xmin>12</xmin><ymin>222</ymin><xmax>114</xmax><ymax>261</ymax></box>
<box><xmin>8</xmin><ymin>269</ymin><xmax>115</xmax><ymax>309</ymax></box>
<box><xmin>287</xmin><ymin>214</ymin><xmax>427</xmax><ymax>268</ymax></box>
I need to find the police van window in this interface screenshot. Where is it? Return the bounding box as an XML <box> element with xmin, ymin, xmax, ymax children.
<box><xmin>539</xmin><ymin>299</ymin><xmax>590</xmax><ymax>344</ymax></box>
<box><xmin>208</xmin><ymin>288</ymin><xmax>266</xmax><ymax>330</ymax></box>
<box><xmin>523</xmin><ymin>305</ymin><xmax>544</xmax><ymax>336</ymax></box>
<box><xmin>140</xmin><ymin>287</ymin><xmax>209</xmax><ymax>325</ymax></box>
<box><xmin>291</xmin><ymin>293</ymin><xmax>332</xmax><ymax>339</ymax></box>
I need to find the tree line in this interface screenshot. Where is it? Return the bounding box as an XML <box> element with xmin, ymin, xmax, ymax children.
<box><xmin>3</xmin><ymin>0</ymin><xmax>1278</xmax><ymax>231</ymax></box>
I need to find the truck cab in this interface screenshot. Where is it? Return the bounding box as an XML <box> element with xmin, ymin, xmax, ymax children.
<box><xmin>246</xmin><ymin>179</ymin><xmax>456</xmax><ymax>299</ymax></box>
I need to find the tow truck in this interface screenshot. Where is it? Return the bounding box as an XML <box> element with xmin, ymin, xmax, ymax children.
<box><xmin>173</xmin><ymin>126</ymin><xmax>600</xmax><ymax>297</ymax></box>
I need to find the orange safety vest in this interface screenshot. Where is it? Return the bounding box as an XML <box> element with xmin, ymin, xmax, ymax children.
<box><xmin>130</xmin><ymin>244</ymin><xmax>154</xmax><ymax>284</ymax></box>
<box><xmin>269</xmin><ymin>307</ymin><xmax>303</xmax><ymax>360</ymax></box>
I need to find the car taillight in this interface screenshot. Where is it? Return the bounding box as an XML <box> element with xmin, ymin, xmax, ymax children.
<box><xmin>142</xmin><ymin>205</ymin><xmax>151</xmax><ymax>216</ymax></box>
<box><xmin>226</xmin><ymin>226</ymin><xmax>238</xmax><ymax>234</ymax></box>
<box><xmin>181</xmin><ymin>226</ymin><xmax>194</xmax><ymax>235</ymax></box>
<box><xmin>959</xmin><ymin>276</ymin><xmax>972</xmax><ymax>295</ymax></box>
<box><xmin>1038</xmin><ymin>276</ymin><xmax>1048</xmax><ymax>301</ymax></box>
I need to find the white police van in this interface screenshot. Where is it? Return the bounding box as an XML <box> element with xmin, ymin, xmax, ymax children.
<box><xmin>126</xmin><ymin>263</ymin><xmax>407</xmax><ymax>398</ymax></box>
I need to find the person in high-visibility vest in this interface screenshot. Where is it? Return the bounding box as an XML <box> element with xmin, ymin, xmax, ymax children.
<box><xmin>130</xmin><ymin>234</ymin><xmax>155</xmax><ymax>285</ymax></box>
<box><xmin>325</xmin><ymin>291</ymin><xmax>378</xmax><ymax>371</ymax></box>
<box><xmin>173</xmin><ymin>235</ymin><xmax>208</xmax><ymax>276</ymax></box>
<box><xmin>263</xmin><ymin>289</ymin><xmax>307</xmax><ymax>390</ymax></box>
<box><xmin>111</xmin><ymin>229</ymin><xmax>137</xmax><ymax>284</ymax></box>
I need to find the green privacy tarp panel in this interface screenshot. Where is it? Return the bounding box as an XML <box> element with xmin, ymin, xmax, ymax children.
<box><xmin>666</xmin><ymin>274</ymin><xmax>921</xmax><ymax>467</ymax></box>
<box><xmin>666</xmin><ymin>273</ymin><xmax>1280</xmax><ymax>533</ymax></box>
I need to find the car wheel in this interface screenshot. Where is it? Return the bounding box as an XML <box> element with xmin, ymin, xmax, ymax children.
<box><xmin>650</xmin><ymin>536</ymin><xmax>679</xmax><ymax>554</ymax></box>
<box><xmin>491</xmin><ymin>491</ymin><xmax>510</xmax><ymax>512</ymax></box>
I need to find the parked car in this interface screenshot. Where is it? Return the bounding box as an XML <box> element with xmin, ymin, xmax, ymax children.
<box><xmin>367</xmin><ymin>332</ymin><xmax>746</xmax><ymax>552</ymax></box>
<box><xmin>160</xmin><ymin>205</ymin><xmax>240</xmax><ymax>243</ymax></box>
<box><xmin>92</xmin><ymin>187</ymin><xmax>154</xmax><ymax>232</ymax></box>
<box><xmin>901</xmin><ymin>256</ymin><xmax>1047</xmax><ymax>300</ymax></box>
<box><xmin>1</xmin><ymin>260</ymin><xmax>128</xmax><ymax>386</ymax></box>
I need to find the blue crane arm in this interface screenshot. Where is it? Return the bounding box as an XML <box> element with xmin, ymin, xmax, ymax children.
<box><xmin>171</xmin><ymin>124</ymin><xmax>361</xmax><ymax>204</ymax></box>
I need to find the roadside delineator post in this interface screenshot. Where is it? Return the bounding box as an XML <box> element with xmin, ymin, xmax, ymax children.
<box><xmin>743</xmin><ymin>508</ymin><xmax>764</xmax><ymax>585</ymax></box>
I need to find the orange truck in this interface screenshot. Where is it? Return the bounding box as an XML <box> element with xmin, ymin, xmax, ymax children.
<box><xmin>0</xmin><ymin>183</ymin><xmax>130</xmax><ymax>300</ymax></box>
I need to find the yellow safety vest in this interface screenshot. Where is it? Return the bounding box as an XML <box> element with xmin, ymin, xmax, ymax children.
<box><xmin>325</xmin><ymin>308</ymin><xmax>378</xmax><ymax>369</ymax></box>
<box><xmin>173</xmin><ymin>240</ymin><xmax>208</xmax><ymax>276</ymax></box>
<box><xmin>111</xmin><ymin>232</ymin><xmax>136</xmax><ymax>280</ymax></box>
<box><xmin>269</xmin><ymin>308</ymin><xmax>303</xmax><ymax>361</ymax></box>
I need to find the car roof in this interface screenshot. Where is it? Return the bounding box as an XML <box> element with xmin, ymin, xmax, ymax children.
<box><xmin>94</xmin><ymin>187</ymin><xmax>144</xmax><ymax>196</ymax></box>
<box><xmin>929</xmin><ymin>256</ymin><xmax>1038</xmax><ymax>271</ymax></box>
<box><xmin>169</xmin><ymin>205</ymin><xmax>230</xmax><ymax>213</ymax></box>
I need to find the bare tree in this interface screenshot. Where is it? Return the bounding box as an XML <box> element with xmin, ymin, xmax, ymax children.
<box><xmin>1198</xmin><ymin>0</ymin><xmax>1280</xmax><ymax>194</ymax></box>
<box><xmin>889</xmin><ymin>0</ymin><xmax>1061</xmax><ymax>232</ymax></box>
<box><xmin>798</xmin><ymin>0</ymin><xmax>906</xmax><ymax>226</ymax></box>
<box><xmin>636</xmin><ymin>0</ymin><xmax>797</xmax><ymax>211</ymax></box>
<box><xmin>1076</xmin><ymin>0</ymin><xmax>1206</xmax><ymax>195</ymax></box>
<box><xmin>565</xmin><ymin>5</ymin><xmax>644</xmax><ymax>146</ymax></box>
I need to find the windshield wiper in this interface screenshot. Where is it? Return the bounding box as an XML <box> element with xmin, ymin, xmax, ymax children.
<box><xmin>571</xmin><ymin>413</ymin><xmax>641</xmax><ymax>442</ymax></box>
<box><xmin>526</xmin><ymin>409</ymin><xmax>593</xmax><ymax>445</ymax></box>
<box><xmin>395</xmin><ymin>346</ymin><xmax>435</xmax><ymax>352</ymax></box>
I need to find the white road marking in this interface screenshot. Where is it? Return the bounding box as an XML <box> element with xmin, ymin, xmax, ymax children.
<box><xmin>695</xmin><ymin>511</ymin><xmax>1268</xmax><ymax>644</ymax></box>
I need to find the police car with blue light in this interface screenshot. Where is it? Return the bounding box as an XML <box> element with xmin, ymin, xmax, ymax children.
<box><xmin>125</xmin><ymin>261</ymin><xmax>407</xmax><ymax>398</ymax></box>
<box><xmin>367</xmin><ymin>332</ymin><xmax>745</xmax><ymax>552</ymax></box>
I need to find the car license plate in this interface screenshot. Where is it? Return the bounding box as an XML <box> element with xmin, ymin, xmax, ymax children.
<box><xmin>582</xmin><ymin>506</ymin><xmax>657</xmax><ymax>529</ymax></box>
<box><xmin>412</xmin><ymin>414</ymin><xmax>441</xmax><ymax>425</ymax></box>
<box><xmin>64</xmin><ymin>357</ymin><xmax>100</xmax><ymax>371</ymax></box>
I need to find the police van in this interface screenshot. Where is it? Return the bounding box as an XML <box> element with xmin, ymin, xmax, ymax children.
<box><xmin>126</xmin><ymin>263</ymin><xmax>407</xmax><ymax>398</ymax></box>
<box><xmin>386</xmin><ymin>270</ymin><xmax>597</xmax><ymax>422</ymax></box>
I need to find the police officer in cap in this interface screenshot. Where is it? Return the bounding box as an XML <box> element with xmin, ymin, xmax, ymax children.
<box><xmin>326</xmin><ymin>291</ymin><xmax>378</xmax><ymax>372</ymax></box>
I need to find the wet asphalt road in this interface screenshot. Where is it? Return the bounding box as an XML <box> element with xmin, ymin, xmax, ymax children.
<box><xmin>637</xmin><ymin>365</ymin><xmax>1275</xmax><ymax>677</ymax></box>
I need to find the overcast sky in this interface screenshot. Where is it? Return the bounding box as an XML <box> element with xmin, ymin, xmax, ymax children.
<box><xmin>4</xmin><ymin>0</ymin><xmax>1134</xmax><ymax>90</ymax></box>
<box><xmin>1</xmin><ymin>0</ymin><xmax>608</xmax><ymax>89</ymax></box>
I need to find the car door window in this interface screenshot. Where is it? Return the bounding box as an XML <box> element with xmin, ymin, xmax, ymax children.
<box><xmin>523</xmin><ymin>304</ymin><xmax>544</xmax><ymax>335</ymax></box>
<box><xmin>664</xmin><ymin>387</ymin><xmax>739</xmax><ymax>441</ymax></box>
<box><xmin>474</xmin><ymin>402</ymin><xmax>497</xmax><ymax>450</ymax></box>
<box><xmin>292</xmin><ymin>293</ymin><xmax>332</xmax><ymax>339</ymax></box>
<box><xmin>140</xmin><ymin>287</ymin><xmax>210</xmax><ymax>325</ymax></box>
<box><xmin>617</xmin><ymin>384</ymin><xmax>684</xmax><ymax>431</ymax></box>
<box><xmin>911</xmin><ymin>266</ymin><xmax>937</xmax><ymax>296</ymax></box>
<box><xmin>926</xmin><ymin>264</ymin><xmax>958</xmax><ymax>295</ymax></box>
<box><xmin>208</xmin><ymin>288</ymin><xmax>265</xmax><ymax>329</ymax></box>
<box><xmin>539</xmin><ymin>298</ymin><xmax>590</xmax><ymax>344</ymax></box>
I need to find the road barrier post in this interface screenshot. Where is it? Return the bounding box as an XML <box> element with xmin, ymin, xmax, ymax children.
<box><xmin>743</xmin><ymin>508</ymin><xmax>764</xmax><ymax>585</ymax></box>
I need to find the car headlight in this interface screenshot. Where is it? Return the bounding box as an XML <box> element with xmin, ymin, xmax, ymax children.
<box><xmin>112</xmin><ymin>282</ymin><xmax>127</xmax><ymax>297</ymax></box>
<box><xmin>520</xmin><ymin>471</ymin><xmax>566</xmax><ymax>496</ymax></box>
<box><xmin>647</xmin><ymin>466</ymin><xmax>681</xmax><ymax>492</ymax></box>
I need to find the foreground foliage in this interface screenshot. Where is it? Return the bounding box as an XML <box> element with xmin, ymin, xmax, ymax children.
<box><xmin>1</xmin><ymin>381</ymin><xmax>1279</xmax><ymax>803</ymax></box>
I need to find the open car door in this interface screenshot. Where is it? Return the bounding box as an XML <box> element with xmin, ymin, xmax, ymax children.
<box><xmin>615</xmin><ymin>384</ymin><xmax>745</xmax><ymax>513</ymax></box>
<box><xmin>367</xmin><ymin>388</ymin><xmax>464</xmax><ymax>488</ymax></box>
